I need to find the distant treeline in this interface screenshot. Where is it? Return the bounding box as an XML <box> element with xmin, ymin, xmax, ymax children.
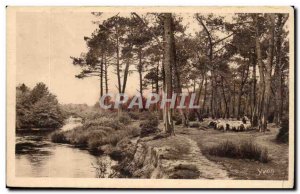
<box><xmin>16</xmin><ymin>82</ymin><xmax>65</xmax><ymax>129</ymax></box>
<box><xmin>60</xmin><ymin>103</ymin><xmax>91</xmax><ymax>118</ymax></box>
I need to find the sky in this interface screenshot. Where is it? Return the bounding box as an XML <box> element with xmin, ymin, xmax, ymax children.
<box><xmin>15</xmin><ymin>11</ymin><xmax>201</xmax><ymax>105</ymax></box>
<box><xmin>16</xmin><ymin>11</ymin><xmax>101</xmax><ymax>105</ymax></box>
<box><xmin>15</xmin><ymin>10</ymin><xmax>234</xmax><ymax>106</ymax></box>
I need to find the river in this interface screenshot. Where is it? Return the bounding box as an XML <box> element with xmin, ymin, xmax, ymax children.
<box><xmin>15</xmin><ymin>117</ymin><xmax>115</xmax><ymax>178</ymax></box>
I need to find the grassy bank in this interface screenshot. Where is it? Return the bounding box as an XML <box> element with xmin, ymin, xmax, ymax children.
<box><xmin>51</xmin><ymin>111</ymin><xmax>140</xmax><ymax>154</ymax></box>
<box><xmin>208</xmin><ymin>140</ymin><xmax>270</xmax><ymax>163</ymax></box>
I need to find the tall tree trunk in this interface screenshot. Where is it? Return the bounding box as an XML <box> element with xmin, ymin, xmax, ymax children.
<box><xmin>201</xmin><ymin>76</ymin><xmax>208</xmax><ymax>115</ymax></box>
<box><xmin>273</xmin><ymin>14</ymin><xmax>288</xmax><ymax>125</ymax></box>
<box><xmin>197</xmin><ymin>16</ymin><xmax>215</xmax><ymax>119</ymax></box>
<box><xmin>122</xmin><ymin>60</ymin><xmax>130</xmax><ymax>93</ymax></box>
<box><xmin>237</xmin><ymin>87</ymin><xmax>242</xmax><ymax>120</ymax></box>
<box><xmin>197</xmin><ymin>77</ymin><xmax>204</xmax><ymax>105</ymax></box>
<box><xmin>210</xmin><ymin>82</ymin><xmax>214</xmax><ymax>118</ymax></box>
<box><xmin>156</xmin><ymin>60</ymin><xmax>160</xmax><ymax>94</ymax></box>
<box><xmin>171</xmin><ymin>24</ymin><xmax>189</xmax><ymax>127</ymax></box>
<box><xmin>138</xmin><ymin>48</ymin><xmax>143</xmax><ymax>98</ymax></box>
<box><xmin>221</xmin><ymin>77</ymin><xmax>229</xmax><ymax>118</ymax></box>
<box><xmin>232</xmin><ymin>81</ymin><xmax>236</xmax><ymax>117</ymax></box>
<box><xmin>251</xmin><ymin>53</ymin><xmax>257</xmax><ymax>126</ymax></box>
<box><xmin>255</xmin><ymin>15</ymin><xmax>266</xmax><ymax>132</ymax></box>
<box><xmin>194</xmin><ymin>77</ymin><xmax>204</xmax><ymax>121</ymax></box>
<box><xmin>262</xmin><ymin>13</ymin><xmax>275</xmax><ymax>132</ymax></box>
<box><xmin>163</xmin><ymin>13</ymin><xmax>174</xmax><ymax>135</ymax></box>
<box><xmin>104</xmin><ymin>55</ymin><xmax>108</xmax><ymax>94</ymax></box>
<box><xmin>255</xmin><ymin>14</ymin><xmax>275</xmax><ymax>132</ymax></box>
<box><xmin>237</xmin><ymin>59</ymin><xmax>250</xmax><ymax>120</ymax></box>
<box><xmin>100</xmin><ymin>54</ymin><xmax>104</xmax><ymax>97</ymax></box>
<box><xmin>116</xmin><ymin>37</ymin><xmax>121</xmax><ymax>93</ymax></box>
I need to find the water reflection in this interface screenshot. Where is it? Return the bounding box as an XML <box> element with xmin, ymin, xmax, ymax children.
<box><xmin>15</xmin><ymin>119</ymin><xmax>114</xmax><ymax>178</ymax></box>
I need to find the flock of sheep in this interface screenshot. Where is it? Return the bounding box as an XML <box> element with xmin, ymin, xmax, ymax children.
<box><xmin>208</xmin><ymin>116</ymin><xmax>252</xmax><ymax>132</ymax></box>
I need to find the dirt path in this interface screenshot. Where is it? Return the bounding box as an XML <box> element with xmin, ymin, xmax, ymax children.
<box><xmin>155</xmin><ymin>134</ymin><xmax>230</xmax><ymax>179</ymax></box>
<box><xmin>180</xmin><ymin>135</ymin><xmax>230</xmax><ymax>179</ymax></box>
<box><xmin>152</xmin><ymin>122</ymin><xmax>230</xmax><ymax>179</ymax></box>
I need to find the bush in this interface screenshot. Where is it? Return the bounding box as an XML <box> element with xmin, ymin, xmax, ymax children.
<box><xmin>118</xmin><ymin>113</ymin><xmax>131</xmax><ymax>125</ymax></box>
<box><xmin>138</xmin><ymin>111</ymin><xmax>160</xmax><ymax>121</ymax></box>
<box><xmin>139</xmin><ymin>114</ymin><xmax>159</xmax><ymax>137</ymax></box>
<box><xmin>140</xmin><ymin>127</ymin><xmax>159</xmax><ymax>138</ymax></box>
<box><xmin>139</xmin><ymin>115</ymin><xmax>159</xmax><ymax>129</ymax></box>
<box><xmin>239</xmin><ymin>141</ymin><xmax>269</xmax><ymax>163</ymax></box>
<box><xmin>276</xmin><ymin>118</ymin><xmax>289</xmax><ymax>143</ymax></box>
<box><xmin>128</xmin><ymin>112</ymin><xmax>140</xmax><ymax>120</ymax></box>
<box><xmin>188</xmin><ymin>111</ymin><xmax>197</xmax><ymax>121</ymax></box>
<box><xmin>51</xmin><ymin>131</ymin><xmax>69</xmax><ymax>143</ymax></box>
<box><xmin>173</xmin><ymin>112</ymin><xmax>182</xmax><ymax>125</ymax></box>
<box><xmin>208</xmin><ymin>141</ymin><xmax>238</xmax><ymax>158</ymax></box>
<box><xmin>208</xmin><ymin>140</ymin><xmax>270</xmax><ymax>163</ymax></box>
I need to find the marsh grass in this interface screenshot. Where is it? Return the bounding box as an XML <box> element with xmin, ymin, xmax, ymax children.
<box><xmin>208</xmin><ymin>140</ymin><xmax>270</xmax><ymax>163</ymax></box>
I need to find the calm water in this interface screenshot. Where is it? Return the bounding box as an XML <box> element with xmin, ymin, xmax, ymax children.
<box><xmin>15</xmin><ymin>118</ymin><xmax>114</xmax><ymax>178</ymax></box>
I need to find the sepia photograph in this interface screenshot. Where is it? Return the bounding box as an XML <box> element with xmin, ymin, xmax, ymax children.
<box><xmin>6</xmin><ymin>6</ymin><xmax>294</xmax><ymax>188</ymax></box>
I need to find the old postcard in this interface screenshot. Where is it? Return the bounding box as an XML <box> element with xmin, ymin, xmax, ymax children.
<box><xmin>6</xmin><ymin>6</ymin><xmax>294</xmax><ymax>188</ymax></box>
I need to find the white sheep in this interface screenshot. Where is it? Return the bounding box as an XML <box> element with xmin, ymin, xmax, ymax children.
<box><xmin>211</xmin><ymin>118</ymin><xmax>252</xmax><ymax>132</ymax></box>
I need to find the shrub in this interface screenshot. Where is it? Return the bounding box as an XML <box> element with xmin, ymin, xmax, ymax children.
<box><xmin>188</xmin><ymin>111</ymin><xmax>197</xmax><ymax>121</ymax></box>
<box><xmin>173</xmin><ymin>112</ymin><xmax>182</xmax><ymax>125</ymax></box>
<box><xmin>128</xmin><ymin>127</ymin><xmax>141</xmax><ymax>137</ymax></box>
<box><xmin>91</xmin><ymin>158</ymin><xmax>110</xmax><ymax>178</ymax></box>
<box><xmin>239</xmin><ymin>141</ymin><xmax>269</xmax><ymax>163</ymax></box>
<box><xmin>208</xmin><ymin>140</ymin><xmax>270</xmax><ymax>163</ymax></box>
<box><xmin>118</xmin><ymin>113</ymin><xmax>131</xmax><ymax>125</ymax></box>
<box><xmin>87</xmin><ymin>130</ymin><xmax>109</xmax><ymax>150</ymax></box>
<box><xmin>128</xmin><ymin>111</ymin><xmax>140</xmax><ymax>120</ymax></box>
<box><xmin>276</xmin><ymin>118</ymin><xmax>289</xmax><ymax>143</ymax></box>
<box><xmin>139</xmin><ymin>115</ymin><xmax>159</xmax><ymax>128</ymax></box>
<box><xmin>208</xmin><ymin>141</ymin><xmax>238</xmax><ymax>158</ymax></box>
<box><xmin>139</xmin><ymin>114</ymin><xmax>159</xmax><ymax>137</ymax></box>
<box><xmin>66</xmin><ymin>129</ymin><xmax>88</xmax><ymax>146</ymax></box>
<box><xmin>138</xmin><ymin>111</ymin><xmax>159</xmax><ymax>121</ymax></box>
<box><xmin>51</xmin><ymin>131</ymin><xmax>69</xmax><ymax>143</ymax></box>
<box><xmin>140</xmin><ymin>127</ymin><xmax>159</xmax><ymax>138</ymax></box>
<box><xmin>109</xmin><ymin>149</ymin><xmax>125</xmax><ymax>161</ymax></box>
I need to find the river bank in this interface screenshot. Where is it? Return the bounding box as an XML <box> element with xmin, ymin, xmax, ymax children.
<box><xmin>50</xmin><ymin>112</ymin><xmax>140</xmax><ymax>155</ymax></box>
<box><xmin>15</xmin><ymin>116</ymin><xmax>116</xmax><ymax>178</ymax></box>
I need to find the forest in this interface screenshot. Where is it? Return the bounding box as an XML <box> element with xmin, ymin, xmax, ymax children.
<box><xmin>15</xmin><ymin>12</ymin><xmax>291</xmax><ymax>180</ymax></box>
<box><xmin>71</xmin><ymin>12</ymin><xmax>289</xmax><ymax>134</ymax></box>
